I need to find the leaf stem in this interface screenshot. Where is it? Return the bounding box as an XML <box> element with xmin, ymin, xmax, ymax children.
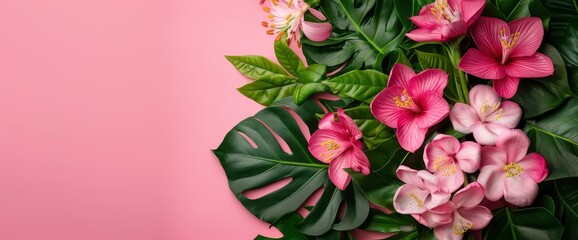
<box><xmin>446</xmin><ymin>39</ymin><xmax>470</xmax><ymax>104</ymax></box>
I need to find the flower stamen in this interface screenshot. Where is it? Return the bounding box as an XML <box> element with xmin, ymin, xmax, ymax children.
<box><xmin>453</xmin><ymin>213</ymin><xmax>474</xmax><ymax>235</ymax></box>
<box><xmin>433</xmin><ymin>156</ymin><xmax>458</xmax><ymax>176</ymax></box>
<box><xmin>407</xmin><ymin>192</ymin><xmax>424</xmax><ymax>209</ymax></box>
<box><xmin>394</xmin><ymin>89</ymin><xmax>414</xmax><ymax>108</ymax></box>
<box><xmin>503</xmin><ymin>162</ymin><xmax>524</xmax><ymax>177</ymax></box>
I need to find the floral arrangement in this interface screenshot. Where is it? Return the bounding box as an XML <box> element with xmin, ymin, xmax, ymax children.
<box><xmin>214</xmin><ymin>0</ymin><xmax>578</xmax><ymax>239</ymax></box>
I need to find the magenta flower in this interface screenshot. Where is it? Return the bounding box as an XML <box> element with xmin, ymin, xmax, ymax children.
<box><xmin>261</xmin><ymin>0</ymin><xmax>332</xmax><ymax>45</ymax></box>
<box><xmin>477</xmin><ymin>129</ymin><xmax>549</xmax><ymax>207</ymax></box>
<box><xmin>422</xmin><ymin>182</ymin><xmax>492</xmax><ymax>240</ymax></box>
<box><xmin>371</xmin><ymin>64</ymin><xmax>450</xmax><ymax>152</ymax></box>
<box><xmin>449</xmin><ymin>85</ymin><xmax>522</xmax><ymax>145</ymax></box>
<box><xmin>459</xmin><ymin>17</ymin><xmax>554</xmax><ymax>98</ymax></box>
<box><xmin>393</xmin><ymin>165</ymin><xmax>451</xmax><ymax>214</ymax></box>
<box><xmin>308</xmin><ymin>109</ymin><xmax>370</xmax><ymax>190</ymax></box>
<box><xmin>424</xmin><ymin>134</ymin><xmax>481</xmax><ymax>193</ymax></box>
<box><xmin>406</xmin><ymin>0</ymin><xmax>485</xmax><ymax>42</ymax></box>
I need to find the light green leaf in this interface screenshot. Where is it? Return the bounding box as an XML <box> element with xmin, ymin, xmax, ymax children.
<box><xmin>344</xmin><ymin>106</ymin><xmax>394</xmax><ymax>150</ymax></box>
<box><xmin>323</xmin><ymin>70</ymin><xmax>388</xmax><ymax>103</ymax></box>
<box><xmin>226</xmin><ymin>55</ymin><xmax>291</xmax><ymax>80</ymax></box>
<box><xmin>275</xmin><ymin>40</ymin><xmax>306</xmax><ymax>77</ymax></box>
<box><xmin>238</xmin><ymin>77</ymin><xmax>299</xmax><ymax>106</ymax></box>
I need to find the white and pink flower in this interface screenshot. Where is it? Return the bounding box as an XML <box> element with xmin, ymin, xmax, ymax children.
<box><xmin>308</xmin><ymin>109</ymin><xmax>370</xmax><ymax>190</ymax></box>
<box><xmin>261</xmin><ymin>0</ymin><xmax>332</xmax><ymax>45</ymax></box>
<box><xmin>477</xmin><ymin>129</ymin><xmax>549</xmax><ymax>207</ymax></box>
<box><xmin>371</xmin><ymin>64</ymin><xmax>450</xmax><ymax>152</ymax></box>
<box><xmin>393</xmin><ymin>166</ymin><xmax>451</xmax><ymax>215</ymax></box>
<box><xmin>424</xmin><ymin>134</ymin><xmax>481</xmax><ymax>193</ymax></box>
<box><xmin>450</xmin><ymin>85</ymin><xmax>522</xmax><ymax>145</ymax></box>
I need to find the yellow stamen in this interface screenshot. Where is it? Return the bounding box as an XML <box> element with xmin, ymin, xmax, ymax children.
<box><xmin>285</xmin><ymin>14</ymin><xmax>292</xmax><ymax>20</ymax></box>
<box><xmin>433</xmin><ymin>156</ymin><xmax>458</xmax><ymax>176</ymax></box>
<box><xmin>499</xmin><ymin>28</ymin><xmax>521</xmax><ymax>49</ymax></box>
<box><xmin>268</xmin><ymin>14</ymin><xmax>274</xmax><ymax>19</ymax></box>
<box><xmin>503</xmin><ymin>162</ymin><xmax>524</xmax><ymax>177</ymax></box>
<box><xmin>407</xmin><ymin>193</ymin><xmax>424</xmax><ymax>209</ymax></box>
<box><xmin>480</xmin><ymin>100</ymin><xmax>500</xmax><ymax>115</ymax></box>
<box><xmin>272</xmin><ymin>0</ymin><xmax>278</xmax><ymax>6</ymax></box>
<box><xmin>262</xmin><ymin>6</ymin><xmax>271</xmax><ymax>13</ymax></box>
<box><xmin>453</xmin><ymin>214</ymin><xmax>474</xmax><ymax>235</ymax></box>
<box><xmin>287</xmin><ymin>0</ymin><xmax>294</xmax><ymax>7</ymax></box>
<box><xmin>495</xmin><ymin>108</ymin><xmax>503</xmax><ymax>121</ymax></box>
<box><xmin>266</xmin><ymin>29</ymin><xmax>275</xmax><ymax>35</ymax></box>
<box><xmin>430</xmin><ymin>0</ymin><xmax>453</xmax><ymax>21</ymax></box>
<box><xmin>393</xmin><ymin>89</ymin><xmax>414</xmax><ymax>108</ymax></box>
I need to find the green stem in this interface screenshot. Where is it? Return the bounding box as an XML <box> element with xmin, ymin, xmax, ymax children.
<box><xmin>446</xmin><ymin>39</ymin><xmax>470</xmax><ymax>104</ymax></box>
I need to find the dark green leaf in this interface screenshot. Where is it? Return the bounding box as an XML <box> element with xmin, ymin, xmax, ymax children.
<box><xmin>254</xmin><ymin>213</ymin><xmax>341</xmax><ymax>240</ymax></box>
<box><xmin>525</xmin><ymin>98</ymin><xmax>578</xmax><ymax>180</ymax></box>
<box><xmin>275</xmin><ymin>40</ymin><xmax>306</xmax><ymax>77</ymax></box>
<box><xmin>226</xmin><ymin>55</ymin><xmax>290</xmax><ymax>80</ymax></box>
<box><xmin>214</xmin><ymin>99</ymin><xmax>368</xmax><ymax>235</ymax></box>
<box><xmin>534</xmin><ymin>194</ymin><xmax>556</xmax><ymax>214</ymax></box>
<box><xmin>323</xmin><ymin>70</ymin><xmax>388</xmax><ymax>103</ymax></box>
<box><xmin>293</xmin><ymin>83</ymin><xmax>329</xmax><ymax>105</ymax></box>
<box><xmin>360</xmin><ymin>209</ymin><xmax>416</xmax><ymax>234</ymax></box>
<box><xmin>542</xmin><ymin>0</ymin><xmax>578</xmax><ymax>38</ymax></box>
<box><xmin>554</xmin><ymin>178</ymin><xmax>578</xmax><ymax>240</ymax></box>
<box><xmin>238</xmin><ymin>77</ymin><xmax>299</xmax><ymax>106</ymax></box>
<box><xmin>344</xmin><ymin>106</ymin><xmax>394</xmax><ymax>150</ymax></box>
<box><xmin>302</xmin><ymin>0</ymin><xmax>405</xmax><ymax>73</ymax></box>
<box><xmin>511</xmin><ymin>44</ymin><xmax>571</xmax><ymax>118</ymax></box>
<box><xmin>414</xmin><ymin>50</ymin><xmax>460</xmax><ymax>102</ymax></box>
<box><xmin>483</xmin><ymin>0</ymin><xmax>508</xmax><ymax>20</ymax></box>
<box><xmin>569</xmin><ymin>67</ymin><xmax>578</xmax><ymax>95</ymax></box>
<box><xmin>298</xmin><ymin>64</ymin><xmax>327</xmax><ymax>83</ymax></box>
<box><xmin>485</xmin><ymin>207</ymin><xmax>564</xmax><ymax>240</ymax></box>
<box><xmin>552</xmin><ymin>20</ymin><xmax>578</xmax><ymax>67</ymax></box>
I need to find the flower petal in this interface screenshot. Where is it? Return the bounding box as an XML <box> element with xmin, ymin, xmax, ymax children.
<box><xmin>472</xmin><ymin>122</ymin><xmax>507</xmax><ymax>146</ymax></box>
<box><xmin>459</xmin><ymin>48</ymin><xmax>505</xmax><ymax>79</ymax></box>
<box><xmin>336</xmin><ymin>108</ymin><xmax>363</xmax><ymax>140</ymax></box>
<box><xmin>393</xmin><ymin>184</ymin><xmax>430</xmax><ymax>214</ymax></box>
<box><xmin>457</xmin><ymin>206</ymin><xmax>493</xmax><ymax>230</ymax></box>
<box><xmin>441</xmin><ymin>20</ymin><xmax>467</xmax><ymax>41</ymax></box>
<box><xmin>477</xmin><ymin>165</ymin><xmax>505</xmax><ymax>201</ymax></box>
<box><xmin>456</xmin><ymin>141</ymin><xmax>481</xmax><ymax>173</ymax></box>
<box><xmin>410</xmin><ymin>15</ymin><xmax>443</xmax><ymax>28</ymax></box>
<box><xmin>413</xmin><ymin>210</ymin><xmax>453</xmax><ymax>228</ymax></box>
<box><xmin>406</xmin><ymin>28</ymin><xmax>444</xmax><ymax>42</ymax></box>
<box><xmin>518</xmin><ymin>153</ymin><xmax>548</xmax><ymax>182</ymax></box>
<box><xmin>480</xmin><ymin>146</ymin><xmax>508</xmax><ymax>167</ymax></box>
<box><xmin>308</xmin><ymin>8</ymin><xmax>327</xmax><ymax>21</ymax></box>
<box><xmin>435</xmin><ymin>169</ymin><xmax>464</xmax><ymax>193</ymax></box>
<box><xmin>508</xmin><ymin>17</ymin><xmax>544</xmax><ymax>58</ymax></box>
<box><xmin>424</xmin><ymin>135</ymin><xmax>459</xmax><ymax>172</ymax></box>
<box><xmin>408</xmin><ymin>69</ymin><xmax>448</xmax><ymax>97</ymax></box>
<box><xmin>496</xmin><ymin>129</ymin><xmax>530</xmax><ymax>163</ymax></box>
<box><xmin>470</xmin><ymin>17</ymin><xmax>509</xmax><ymax>59</ymax></box>
<box><xmin>350</xmin><ymin>146</ymin><xmax>371</xmax><ymax>175</ymax></box>
<box><xmin>492</xmin><ymin>76</ymin><xmax>520</xmax><ymax>99</ymax></box>
<box><xmin>449</xmin><ymin>103</ymin><xmax>479</xmax><ymax>134</ymax></box>
<box><xmin>505</xmin><ymin>53</ymin><xmax>554</xmax><ymax>78</ymax></box>
<box><xmin>388</xmin><ymin>63</ymin><xmax>416</xmax><ymax>89</ymax></box>
<box><xmin>434</xmin><ymin>223</ymin><xmax>463</xmax><ymax>240</ymax></box>
<box><xmin>328</xmin><ymin>154</ymin><xmax>352</xmax><ymax>190</ymax></box>
<box><xmin>308</xmin><ymin>129</ymin><xmax>351</xmax><ymax>163</ymax></box>
<box><xmin>301</xmin><ymin>21</ymin><xmax>332</xmax><ymax>42</ymax></box>
<box><xmin>370</xmin><ymin>87</ymin><xmax>410</xmax><ymax>128</ymax></box>
<box><xmin>469</xmin><ymin>85</ymin><xmax>501</xmax><ymax>118</ymax></box>
<box><xmin>503</xmin><ymin>174</ymin><xmax>539</xmax><ymax>207</ymax></box>
<box><xmin>413</xmin><ymin>92</ymin><xmax>450</xmax><ymax>128</ymax></box>
<box><xmin>453</xmin><ymin>182</ymin><xmax>485</xmax><ymax>208</ymax></box>
<box><xmin>397</xmin><ymin>113</ymin><xmax>428</xmax><ymax>153</ymax></box>
<box><xmin>485</xmin><ymin>101</ymin><xmax>522</xmax><ymax>128</ymax></box>
<box><xmin>458</xmin><ymin>0</ymin><xmax>486</xmax><ymax>26</ymax></box>
<box><xmin>397</xmin><ymin>165</ymin><xmax>426</xmax><ymax>188</ymax></box>
<box><xmin>428</xmin><ymin>191</ymin><xmax>452</xmax><ymax>210</ymax></box>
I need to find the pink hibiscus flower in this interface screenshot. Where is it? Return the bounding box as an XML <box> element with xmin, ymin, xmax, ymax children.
<box><xmin>424</xmin><ymin>134</ymin><xmax>481</xmax><ymax>193</ymax></box>
<box><xmin>459</xmin><ymin>17</ymin><xmax>554</xmax><ymax>98</ymax></box>
<box><xmin>371</xmin><ymin>63</ymin><xmax>450</xmax><ymax>152</ymax></box>
<box><xmin>406</xmin><ymin>0</ymin><xmax>485</xmax><ymax>42</ymax></box>
<box><xmin>477</xmin><ymin>129</ymin><xmax>549</xmax><ymax>207</ymax></box>
<box><xmin>308</xmin><ymin>109</ymin><xmax>370</xmax><ymax>190</ymax></box>
<box><xmin>261</xmin><ymin>0</ymin><xmax>332</xmax><ymax>45</ymax></box>
<box><xmin>418</xmin><ymin>182</ymin><xmax>492</xmax><ymax>240</ymax></box>
<box><xmin>449</xmin><ymin>85</ymin><xmax>522</xmax><ymax>145</ymax></box>
<box><xmin>393</xmin><ymin>165</ymin><xmax>451</xmax><ymax>215</ymax></box>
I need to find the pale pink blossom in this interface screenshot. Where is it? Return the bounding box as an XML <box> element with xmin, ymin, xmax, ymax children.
<box><xmin>261</xmin><ymin>0</ymin><xmax>332</xmax><ymax>45</ymax></box>
<box><xmin>371</xmin><ymin>64</ymin><xmax>450</xmax><ymax>152</ymax></box>
<box><xmin>308</xmin><ymin>109</ymin><xmax>369</xmax><ymax>190</ymax></box>
<box><xmin>419</xmin><ymin>182</ymin><xmax>492</xmax><ymax>240</ymax></box>
<box><xmin>406</xmin><ymin>0</ymin><xmax>485</xmax><ymax>42</ymax></box>
<box><xmin>424</xmin><ymin>134</ymin><xmax>481</xmax><ymax>193</ymax></box>
<box><xmin>393</xmin><ymin>166</ymin><xmax>451</xmax><ymax>215</ymax></box>
<box><xmin>450</xmin><ymin>85</ymin><xmax>522</xmax><ymax>145</ymax></box>
<box><xmin>459</xmin><ymin>17</ymin><xmax>554</xmax><ymax>98</ymax></box>
<box><xmin>477</xmin><ymin>129</ymin><xmax>549</xmax><ymax>207</ymax></box>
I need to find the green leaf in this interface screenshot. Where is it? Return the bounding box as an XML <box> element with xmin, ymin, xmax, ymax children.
<box><xmin>302</xmin><ymin>0</ymin><xmax>405</xmax><ymax>73</ymax></box>
<box><xmin>298</xmin><ymin>64</ymin><xmax>327</xmax><ymax>83</ymax></box>
<box><xmin>414</xmin><ymin>50</ymin><xmax>460</xmax><ymax>102</ymax></box>
<box><xmin>359</xmin><ymin>209</ymin><xmax>417</xmax><ymax>234</ymax></box>
<box><xmin>542</xmin><ymin>0</ymin><xmax>578</xmax><ymax>38</ymax></box>
<box><xmin>254</xmin><ymin>213</ymin><xmax>341</xmax><ymax>240</ymax></box>
<box><xmin>552</xmin><ymin>20</ymin><xmax>578</xmax><ymax>67</ymax></box>
<box><xmin>323</xmin><ymin>70</ymin><xmax>388</xmax><ymax>103</ymax></box>
<box><xmin>483</xmin><ymin>0</ymin><xmax>508</xmax><ymax>20</ymax></box>
<box><xmin>534</xmin><ymin>194</ymin><xmax>556</xmax><ymax>214</ymax></box>
<box><xmin>393</xmin><ymin>0</ymin><xmax>428</xmax><ymax>30</ymax></box>
<box><xmin>293</xmin><ymin>83</ymin><xmax>329</xmax><ymax>106</ymax></box>
<box><xmin>511</xmin><ymin>44</ymin><xmax>571</xmax><ymax>119</ymax></box>
<box><xmin>525</xmin><ymin>98</ymin><xmax>578</xmax><ymax>180</ymax></box>
<box><xmin>226</xmin><ymin>55</ymin><xmax>291</xmax><ymax>80</ymax></box>
<box><xmin>238</xmin><ymin>77</ymin><xmax>299</xmax><ymax>106</ymax></box>
<box><xmin>214</xmin><ymin>99</ymin><xmax>368</xmax><ymax>235</ymax></box>
<box><xmin>493</xmin><ymin>0</ymin><xmax>550</xmax><ymax>26</ymax></box>
<box><xmin>569</xmin><ymin>67</ymin><xmax>578</xmax><ymax>95</ymax></box>
<box><xmin>275</xmin><ymin>40</ymin><xmax>306</xmax><ymax>77</ymax></box>
<box><xmin>554</xmin><ymin>178</ymin><xmax>578</xmax><ymax>240</ymax></box>
<box><xmin>344</xmin><ymin>106</ymin><xmax>394</xmax><ymax>150</ymax></box>
<box><xmin>485</xmin><ymin>207</ymin><xmax>564</xmax><ymax>240</ymax></box>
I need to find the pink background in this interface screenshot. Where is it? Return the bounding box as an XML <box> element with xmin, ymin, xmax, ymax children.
<box><xmin>0</xmin><ymin>1</ymin><xmax>283</xmax><ymax>239</ymax></box>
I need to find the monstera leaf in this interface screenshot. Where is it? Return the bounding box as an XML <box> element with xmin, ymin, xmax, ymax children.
<box><xmin>554</xmin><ymin>178</ymin><xmax>578</xmax><ymax>239</ymax></box>
<box><xmin>255</xmin><ymin>213</ymin><xmax>342</xmax><ymax>240</ymax></box>
<box><xmin>302</xmin><ymin>0</ymin><xmax>405</xmax><ymax>73</ymax></box>
<box><xmin>214</xmin><ymin>99</ymin><xmax>369</xmax><ymax>236</ymax></box>
<box><xmin>485</xmin><ymin>207</ymin><xmax>564</xmax><ymax>239</ymax></box>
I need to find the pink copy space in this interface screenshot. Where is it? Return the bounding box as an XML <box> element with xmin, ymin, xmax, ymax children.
<box><xmin>0</xmin><ymin>0</ymin><xmax>285</xmax><ymax>239</ymax></box>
